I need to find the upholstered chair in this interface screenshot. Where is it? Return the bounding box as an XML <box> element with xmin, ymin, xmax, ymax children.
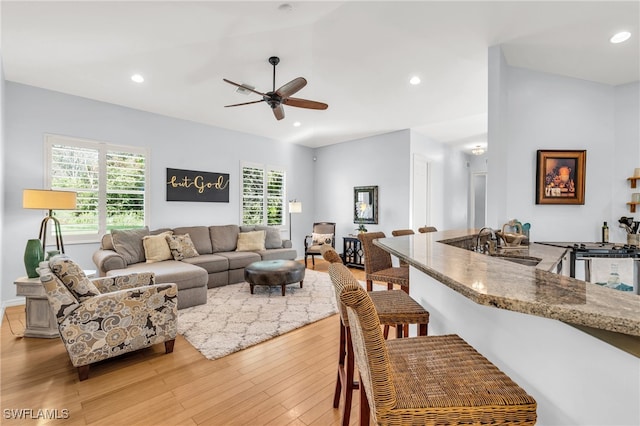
<box><xmin>39</xmin><ymin>255</ymin><xmax>178</xmax><ymax>381</ymax></box>
<box><xmin>304</xmin><ymin>222</ymin><xmax>336</xmax><ymax>267</ymax></box>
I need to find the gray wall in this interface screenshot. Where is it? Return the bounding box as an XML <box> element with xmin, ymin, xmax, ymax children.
<box><xmin>488</xmin><ymin>46</ymin><xmax>640</xmax><ymax>243</ymax></box>
<box><xmin>313</xmin><ymin>129</ymin><xmax>411</xmax><ymax>243</ymax></box>
<box><xmin>2</xmin><ymin>82</ymin><xmax>315</xmax><ymax>305</ymax></box>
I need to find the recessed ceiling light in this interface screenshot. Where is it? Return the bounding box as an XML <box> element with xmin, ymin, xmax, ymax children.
<box><xmin>409</xmin><ymin>76</ymin><xmax>421</xmax><ymax>85</ymax></box>
<box><xmin>610</xmin><ymin>31</ymin><xmax>631</xmax><ymax>44</ymax></box>
<box><xmin>131</xmin><ymin>74</ymin><xmax>145</xmax><ymax>83</ymax></box>
<box><xmin>278</xmin><ymin>3</ymin><xmax>293</xmax><ymax>12</ymax></box>
<box><xmin>293</xmin><ymin>121</ymin><xmax>301</xmax><ymax>127</ymax></box>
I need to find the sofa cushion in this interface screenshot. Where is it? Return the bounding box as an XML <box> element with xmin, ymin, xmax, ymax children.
<box><xmin>255</xmin><ymin>226</ymin><xmax>283</xmax><ymax>249</ymax></box>
<box><xmin>210</xmin><ymin>225</ymin><xmax>239</xmax><ymax>252</ymax></box>
<box><xmin>173</xmin><ymin>226</ymin><xmax>213</xmax><ymax>255</ymax></box>
<box><xmin>181</xmin><ymin>253</ymin><xmax>229</xmax><ymax>273</ymax></box>
<box><xmin>166</xmin><ymin>233</ymin><xmax>199</xmax><ymax>261</ymax></box>
<box><xmin>50</xmin><ymin>256</ymin><xmax>100</xmax><ymax>302</ymax></box>
<box><xmin>111</xmin><ymin>227</ymin><xmax>150</xmax><ymax>265</ymax></box>
<box><xmin>217</xmin><ymin>251</ymin><xmax>261</xmax><ymax>269</ymax></box>
<box><xmin>236</xmin><ymin>230</ymin><xmax>266</xmax><ymax>251</ymax></box>
<box><xmin>143</xmin><ymin>231</ymin><xmax>173</xmax><ymax>263</ymax></box>
<box><xmin>106</xmin><ymin>260</ymin><xmax>207</xmax><ymax>292</ymax></box>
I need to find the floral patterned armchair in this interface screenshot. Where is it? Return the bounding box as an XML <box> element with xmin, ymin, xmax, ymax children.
<box><xmin>39</xmin><ymin>255</ymin><xmax>178</xmax><ymax>381</ymax></box>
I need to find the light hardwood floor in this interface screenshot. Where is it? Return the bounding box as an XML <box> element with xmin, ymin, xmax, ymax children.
<box><xmin>1</xmin><ymin>260</ymin><xmax>366</xmax><ymax>425</ymax></box>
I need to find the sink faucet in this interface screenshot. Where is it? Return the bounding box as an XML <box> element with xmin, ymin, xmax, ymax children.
<box><xmin>475</xmin><ymin>227</ymin><xmax>499</xmax><ymax>253</ymax></box>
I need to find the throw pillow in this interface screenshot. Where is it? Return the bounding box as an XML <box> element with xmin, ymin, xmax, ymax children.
<box><xmin>111</xmin><ymin>227</ymin><xmax>150</xmax><ymax>265</ymax></box>
<box><xmin>143</xmin><ymin>231</ymin><xmax>174</xmax><ymax>263</ymax></box>
<box><xmin>256</xmin><ymin>225</ymin><xmax>283</xmax><ymax>249</ymax></box>
<box><xmin>166</xmin><ymin>233</ymin><xmax>200</xmax><ymax>261</ymax></box>
<box><xmin>312</xmin><ymin>232</ymin><xmax>334</xmax><ymax>246</ymax></box>
<box><xmin>49</xmin><ymin>255</ymin><xmax>100</xmax><ymax>302</ymax></box>
<box><xmin>236</xmin><ymin>230</ymin><xmax>266</xmax><ymax>252</ymax></box>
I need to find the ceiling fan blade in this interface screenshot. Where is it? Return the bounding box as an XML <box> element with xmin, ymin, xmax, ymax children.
<box><xmin>275</xmin><ymin>77</ymin><xmax>307</xmax><ymax>99</ymax></box>
<box><xmin>283</xmin><ymin>97</ymin><xmax>328</xmax><ymax>110</ymax></box>
<box><xmin>222</xmin><ymin>78</ymin><xmax>266</xmax><ymax>96</ymax></box>
<box><xmin>272</xmin><ymin>104</ymin><xmax>285</xmax><ymax>121</ymax></box>
<box><xmin>224</xmin><ymin>100</ymin><xmax>264</xmax><ymax>108</ymax></box>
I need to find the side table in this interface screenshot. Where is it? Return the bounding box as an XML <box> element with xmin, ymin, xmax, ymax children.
<box><xmin>14</xmin><ymin>276</ymin><xmax>59</xmax><ymax>338</ymax></box>
<box><xmin>342</xmin><ymin>236</ymin><xmax>365</xmax><ymax>269</ymax></box>
<box><xmin>14</xmin><ymin>270</ymin><xmax>96</xmax><ymax>339</ymax></box>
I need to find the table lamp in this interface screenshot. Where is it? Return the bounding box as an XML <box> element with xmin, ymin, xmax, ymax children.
<box><xmin>288</xmin><ymin>200</ymin><xmax>302</xmax><ymax>240</ymax></box>
<box><xmin>23</xmin><ymin>189</ymin><xmax>77</xmax><ymax>254</ymax></box>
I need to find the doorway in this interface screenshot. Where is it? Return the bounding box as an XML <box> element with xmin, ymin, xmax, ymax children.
<box><xmin>470</xmin><ymin>172</ymin><xmax>487</xmax><ymax>229</ymax></box>
<box><xmin>412</xmin><ymin>154</ymin><xmax>430</xmax><ymax>229</ymax></box>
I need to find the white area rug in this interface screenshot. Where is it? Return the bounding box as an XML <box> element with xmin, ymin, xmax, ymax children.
<box><xmin>177</xmin><ymin>269</ymin><xmax>338</xmax><ymax>360</ymax></box>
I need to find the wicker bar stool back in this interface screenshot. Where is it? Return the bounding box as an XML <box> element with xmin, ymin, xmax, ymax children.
<box><xmin>338</xmin><ymin>269</ymin><xmax>537</xmax><ymax>426</ymax></box>
<box><xmin>418</xmin><ymin>226</ymin><xmax>438</xmax><ymax>233</ymax></box>
<box><xmin>358</xmin><ymin>232</ymin><xmax>409</xmax><ymax>292</ymax></box>
<box><xmin>326</xmin><ymin>261</ymin><xmax>429</xmax><ymax>426</ymax></box>
<box><xmin>320</xmin><ymin>244</ymin><xmax>344</xmax><ymax>264</ymax></box>
<box><xmin>390</xmin><ymin>229</ymin><xmax>414</xmax><ymax>267</ymax></box>
<box><xmin>391</xmin><ymin>229</ymin><xmax>414</xmax><ymax>236</ymax></box>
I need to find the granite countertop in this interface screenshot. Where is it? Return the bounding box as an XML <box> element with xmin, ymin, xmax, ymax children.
<box><xmin>374</xmin><ymin>229</ymin><xmax>640</xmax><ymax>338</ymax></box>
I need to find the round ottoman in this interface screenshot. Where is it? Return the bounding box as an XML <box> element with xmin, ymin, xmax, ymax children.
<box><xmin>244</xmin><ymin>260</ymin><xmax>305</xmax><ymax>296</ymax></box>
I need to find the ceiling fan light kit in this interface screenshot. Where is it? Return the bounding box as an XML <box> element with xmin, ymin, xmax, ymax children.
<box><xmin>224</xmin><ymin>56</ymin><xmax>328</xmax><ymax>121</ymax></box>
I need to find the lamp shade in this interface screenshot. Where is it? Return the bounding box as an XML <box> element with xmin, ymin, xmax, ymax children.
<box><xmin>289</xmin><ymin>201</ymin><xmax>302</xmax><ymax>214</ymax></box>
<box><xmin>23</xmin><ymin>189</ymin><xmax>77</xmax><ymax>210</ymax></box>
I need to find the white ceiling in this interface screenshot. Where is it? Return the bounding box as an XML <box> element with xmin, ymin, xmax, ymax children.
<box><xmin>2</xmin><ymin>1</ymin><xmax>639</xmax><ymax>152</ymax></box>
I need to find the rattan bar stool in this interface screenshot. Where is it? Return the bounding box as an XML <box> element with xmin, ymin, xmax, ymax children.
<box><xmin>332</xmin><ymin>263</ymin><xmax>537</xmax><ymax>426</ymax></box>
<box><xmin>391</xmin><ymin>229</ymin><xmax>414</xmax><ymax>267</ymax></box>
<box><xmin>418</xmin><ymin>225</ymin><xmax>438</xmax><ymax>233</ymax></box>
<box><xmin>358</xmin><ymin>232</ymin><xmax>409</xmax><ymax>292</ymax></box>
<box><xmin>391</xmin><ymin>229</ymin><xmax>415</xmax><ymax>236</ymax></box>
<box><xmin>322</xmin><ymin>246</ymin><xmax>429</xmax><ymax>426</ymax></box>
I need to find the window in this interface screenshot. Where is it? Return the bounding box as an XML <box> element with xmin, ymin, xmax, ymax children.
<box><xmin>240</xmin><ymin>162</ymin><xmax>285</xmax><ymax>226</ymax></box>
<box><xmin>45</xmin><ymin>134</ymin><xmax>148</xmax><ymax>243</ymax></box>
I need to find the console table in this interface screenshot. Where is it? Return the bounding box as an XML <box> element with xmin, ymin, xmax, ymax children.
<box><xmin>342</xmin><ymin>236</ymin><xmax>364</xmax><ymax>269</ymax></box>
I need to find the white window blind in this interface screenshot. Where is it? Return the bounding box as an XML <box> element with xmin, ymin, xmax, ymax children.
<box><xmin>241</xmin><ymin>163</ymin><xmax>285</xmax><ymax>226</ymax></box>
<box><xmin>45</xmin><ymin>135</ymin><xmax>148</xmax><ymax>242</ymax></box>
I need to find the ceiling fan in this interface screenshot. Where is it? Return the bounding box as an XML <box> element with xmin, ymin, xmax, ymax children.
<box><xmin>223</xmin><ymin>56</ymin><xmax>328</xmax><ymax>121</ymax></box>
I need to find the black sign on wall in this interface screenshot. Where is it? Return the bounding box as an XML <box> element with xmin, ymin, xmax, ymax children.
<box><xmin>166</xmin><ymin>168</ymin><xmax>230</xmax><ymax>202</ymax></box>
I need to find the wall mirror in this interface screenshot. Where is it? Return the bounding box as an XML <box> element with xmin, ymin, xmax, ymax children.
<box><xmin>354</xmin><ymin>186</ymin><xmax>378</xmax><ymax>224</ymax></box>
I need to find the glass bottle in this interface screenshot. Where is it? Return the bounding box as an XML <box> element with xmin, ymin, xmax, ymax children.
<box><xmin>602</xmin><ymin>222</ymin><xmax>609</xmax><ymax>244</ymax></box>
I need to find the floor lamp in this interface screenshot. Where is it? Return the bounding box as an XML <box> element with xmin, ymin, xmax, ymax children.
<box><xmin>288</xmin><ymin>200</ymin><xmax>302</xmax><ymax>240</ymax></box>
<box><xmin>23</xmin><ymin>189</ymin><xmax>77</xmax><ymax>254</ymax></box>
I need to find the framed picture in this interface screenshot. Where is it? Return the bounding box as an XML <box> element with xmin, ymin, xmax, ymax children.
<box><xmin>536</xmin><ymin>150</ymin><xmax>586</xmax><ymax>205</ymax></box>
<box><xmin>354</xmin><ymin>186</ymin><xmax>378</xmax><ymax>224</ymax></box>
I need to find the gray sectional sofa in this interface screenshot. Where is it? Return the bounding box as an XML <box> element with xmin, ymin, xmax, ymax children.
<box><xmin>92</xmin><ymin>224</ymin><xmax>297</xmax><ymax>309</ymax></box>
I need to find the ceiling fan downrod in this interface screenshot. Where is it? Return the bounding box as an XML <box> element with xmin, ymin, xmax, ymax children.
<box><xmin>269</xmin><ymin>56</ymin><xmax>280</xmax><ymax>93</ymax></box>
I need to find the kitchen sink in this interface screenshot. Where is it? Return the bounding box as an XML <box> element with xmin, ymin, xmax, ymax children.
<box><xmin>490</xmin><ymin>254</ymin><xmax>541</xmax><ymax>267</ymax></box>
